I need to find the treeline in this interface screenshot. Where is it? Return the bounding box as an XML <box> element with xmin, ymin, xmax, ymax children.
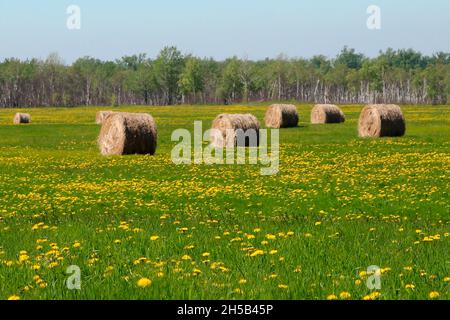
<box><xmin>0</xmin><ymin>46</ymin><xmax>449</xmax><ymax>107</ymax></box>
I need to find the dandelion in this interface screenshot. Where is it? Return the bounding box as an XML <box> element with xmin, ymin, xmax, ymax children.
<box><xmin>403</xmin><ymin>266</ymin><xmax>413</xmax><ymax>271</ymax></box>
<box><xmin>443</xmin><ymin>277</ymin><xmax>450</xmax><ymax>282</ymax></box>
<box><xmin>266</xmin><ymin>234</ymin><xmax>276</xmax><ymax>240</ymax></box>
<box><xmin>405</xmin><ymin>284</ymin><xmax>415</xmax><ymax>290</ymax></box>
<box><xmin>150</xmin><ymin>235</ymin><xmax>159</xmax><ymax>241</ymax></box>
<box><xmin>192</xmin><ymin>268</ymin><xmax>202</xmax><ymax>275</ymax></box>
<box><xmin>137</xmin><ymin>278</ymin><xmax>152</xmax><ymax>288</ymax></box>
<box><xmin>315</xmin><ymin>221</ymin><xmax>322</xmax><ymax>226</ymax></box>
<box><xmin>201</xmin><ymin>252</ymin><xmax>210</xmax><ymax>257</ymax></box>
<box><xmin>327</xmin><ymin>294</ymin><xmax>338</xmax><ymax>300</ymax></box>
<box><xmin>18</xmin><ymin>253</ymin><xmax>29</xmax><ymax>263</ymax></box>
<box><xmin>362</xmin><ymin>292</ymin><xmax>381</xmax><ymax>300</ymax></box>
<box><xmin>355</xmin><ymin>279</ymin><xmax>362</xmax><ymax>286</ymax></box>
<box><xmin>250</xmin><ymin>250</ymin><xmax>264</xmax><ymax>257</ymax></box>
<box><xmin>278</xmin><ymin>284</ymin><xmax>288</xmax><ymax>289</ymax></box>
<box><xmin>339</xmin><ymin>292</ymin><xmax>351</xmax><ymax>299</ymax></box>
<box><xmin>429</xmin><ymin>291</ymin><xmax>440</xmax><ymax>299</ymax></box>
<box><xmin>8</xmin><ymin>295</ymin><xmax>20</xmax><ymax>300</ymax></box>
<box><xmin>181</xmin><ymin>255</ymin><xmax>192</xmax><ymax>261</ymax></box>
<box><xmin>239</xmin><ymin>279</ymin><xmax>247</xmax><ymax>284</ymax></box>
<box><xmin>269</xmin><ymin>250</ymin><xmax>278</xmax><ymax>255</ymax></box>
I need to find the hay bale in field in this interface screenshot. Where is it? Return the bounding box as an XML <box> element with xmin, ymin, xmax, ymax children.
<box><xmin>265</xmin><ymin>104</ymin><xmax>299</xmax><ymax>128</ymax></box>
<box><xmin>358</xmin><ymin>104</ymin><xmax>406</xmax><ymax>138</ymax></box>
<box><xmin>98</xmin><ymin>112</ymin><xmax>157</xmax><ymax>156</ymax></box>
<box><xmin>311</xmin><ymin>104</ymin><xmax>345</xmax><ymax>124</ymax></box>
<box><xmin>211</xmin><ymin>113</ymin><xmax>260</xmax><ymax>148</ymax></box>
<box><xmin>13</xmin><ymin>113</ymin><xmax>31</xmax><ymax>124</ymax></box>
<box><xmin>96</xmin><ymin>111</ymin><xmax>115</xmax><ymax>124</ymax></box>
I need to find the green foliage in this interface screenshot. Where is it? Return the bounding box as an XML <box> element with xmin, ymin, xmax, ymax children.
<box><xmin>0</xmin><ymin>47</ymin><xmax>449</xmax><ymax>107</ymax></box>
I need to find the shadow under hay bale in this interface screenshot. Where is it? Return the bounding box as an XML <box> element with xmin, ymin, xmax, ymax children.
<box><xmin>96</xmin><ymin>111</ymin><xmax>116</xmax><ymax>125</ymax></box>
<box><xmin>13</xmin><ymin>113</ymin><xmax>31</xmax><ymax>124</ymax></box>
<box><xmin>358</xmin><ymin>104</ymin><xmax>406</xmax><ymax>138</ymax></box>
<box><xmin>265</xmin><ymin>104</ymin><xmax>299</xmax><ymax>128</ymax></box>
<box><xmin>311</xmin><ymin>104</ymin><xmax>345</xmax><ymax>124</ymax></box>
<box><xmin>98</xmin><ymin>112</ymin><xmax>157</xmax><ymax>156</ymax></box>
<box><xmin>211</xmin><ymin>114</ymin><xmax>260</xmax><ymax>148</ymax></box>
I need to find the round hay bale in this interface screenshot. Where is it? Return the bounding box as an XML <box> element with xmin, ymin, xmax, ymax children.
<box><xmin>265</xmin><ymin>104</ymin><xmax>299</xmax><ymax>128</ymax></box>
<box><xmin>211</xmin><ymin>114</ymin><xmax>260</xmax><ymax>148</ymax></box>
<box><xmin>98</xmin><ymin>112</ymin><xmax>157</xmax><ymax>156</ymax></box>
<box><xmin>96</xmin><ymin>111</ymin><xmax>115</xmax><ymax>124</ymax></box>
<box><xmin>358</xmin><ymin>104</ymin><xmax>406</xmax><ymax>138</ymax></box>
<box><xmin>13</xmin><ymin>113</ymin><xmax>31</xmax><ymax>124</ymax></box>
<box><xmin>311</xmin><ymin>104</ymin><xmax>345</xmax><ymax>124</ymax></box>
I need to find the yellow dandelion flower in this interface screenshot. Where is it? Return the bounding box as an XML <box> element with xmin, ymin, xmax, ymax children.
<box><xmin>405</xmin><ymin>284</ymin><xmax>415</xmax><ymax>290</ymax></box>
<box><xmin>8</xmin><ymin>295</ymin><xmax>20</xmax><ymax>300</ymax></box>
<box><xmin>181</xmin><ymin>255</ymin><xmax>192</xmax><ymax>261</ymax></box>
<box><xmin>137</xmin><ymin>278</ymin><xmax>152</xmax><ymax>288</ymax></box>
<box><xmin>339</xmin><ymin>292</ymin><xmax>351</xmax><ymax>299</ymax></box>
<box><xmin>150</xmin><ymin>235</ymin><xmax>159</xmax><ymax>241</ymax></box>
<box><xmin>192</xmin><ymin>268</ymin><xmax>202</xmax><ymax>274</ymax></box>
<box><xmin>327</xmin><ymin>294</ymin><xmax>338</xmax><ymax>300</ymax></box>
<box><xmin>250</xmin><ymin>250</ymin><xmax>264</xmax><ymax>257</ymax></box>
<box><xmin>429</xmin><ymin>291</ymin><xmax>440</xmax><ymax>299</ymax></box>
<box><xmin>202</xmin><ymin>252</ymin><xmax>210</xmax><ymax>257</ymax></box>
<box><xmin>278</xmin><ymin>284</ymin><xmax>288</xmax><ymax>289</ymax></box>
<box><xmin>239</xmin><ymin>279</ymin><xmax>247</xmax><ymax>284</ymax></box>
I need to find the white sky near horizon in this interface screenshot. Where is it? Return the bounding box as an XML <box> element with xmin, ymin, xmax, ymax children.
<box><xmin>0</xmin><ymin>0</ymin><xmax>449</xmax><ymax>63</ymax></box>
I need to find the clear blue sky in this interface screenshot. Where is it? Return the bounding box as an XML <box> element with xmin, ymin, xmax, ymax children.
<box><xmin>0</xmin><ymin>0</ymin><xmax>449</xmax><ymax>63</ymax></box>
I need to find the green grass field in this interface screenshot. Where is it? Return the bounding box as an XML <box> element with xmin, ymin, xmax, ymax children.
<box><xmin>0</xmin><ymin>104</ymin><xmax>449</xmax><ymax>300</ymax></box>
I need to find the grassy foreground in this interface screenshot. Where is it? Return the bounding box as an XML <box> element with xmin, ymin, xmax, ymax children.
<box><xmin>0</xmin><ymin>104</ymin><xmax>449</xmax><ymax>300</ymax></box>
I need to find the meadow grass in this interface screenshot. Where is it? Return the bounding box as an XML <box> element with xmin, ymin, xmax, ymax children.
<box><xmin>0</xmin><ymin>104</ymin><xmax>449</xmax><ymax>300</ymax></box>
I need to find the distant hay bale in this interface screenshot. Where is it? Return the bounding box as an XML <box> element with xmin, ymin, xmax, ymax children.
<box><xmin>311</xmin><ymin>104</ymin><xmax>345</xmax><ymax>124</ymax></box>
<box><xmin>211</xmin><ymin>114</ymin><xmax>260</xmax><ymax>148</ymax></box>
<box><xmin>96</xmin><ymin>111</ymin><xmax>115</xmax><ymax>124</ymax></box>
<box><xmin>98</xmin><ymin>112</ymin><xmax>157</xmax><ymax>156</ymax></box>
<box><xmin>13</xmin><ymin>113</ymin><xmax>31</xmax><ymax>124</ymax></box>
<box><xmin>358</xmin><ymin>104</ymin><xmax>406</xmax><ymax>138</ymax></box>
<box><xmin>265</xmin><ymin>104</ymin><xmax>299</xmax><ymax>128</ymax></box>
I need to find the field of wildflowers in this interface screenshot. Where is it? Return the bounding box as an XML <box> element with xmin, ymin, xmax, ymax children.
<box><xmin>0</xmin><ymin>104</ymin><xmax>448</xmax><ymax>300</ymax></box>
